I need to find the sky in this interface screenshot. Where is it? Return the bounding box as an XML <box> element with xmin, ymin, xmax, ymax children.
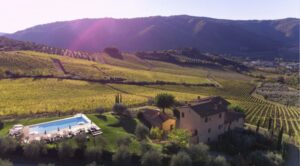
<box><xmin>0</xmin><ymin>0</ymin><xmax>299</xmax><ymax>33</ymax></box>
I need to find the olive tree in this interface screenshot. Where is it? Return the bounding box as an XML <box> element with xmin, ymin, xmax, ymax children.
<box><xmin>135</xmin><ymin>124</ymin><xmax>149</xmax><ymax>140</ymax></box>
<box><xmin>58</xmin><ymin>142</ymin><xmax>75</xmax><ymax>160</ymax></box>
<box><xmin>141</xmin><ymin>150</ymin><xmax>162</xmax><ymax>166</ymax></box>
<box><xmin>209</xmin><ymin>155</ymin><xmax>230</xmax><ymax>166</ymax></box>
<box><xmin>112</xmin><ymin>146</ymin><xmax>131</xmax><ymax>166</ymax></box>
<box><xmin>23</xmin><ymin>141</ymin><xmax>47</xmax><ymax>159</ymax></box>
<box><xmin>186</xmin><ymin>143</ymin><xmax>210</xmax><ymax>165</ymax></box>
<box><xmin>85</xmin><ymin>145</ymin><xmax>103</xmax><ymax>162</ymax></box>
<box><xmin>170</xmin><ymin>151</ymin><xmax>192</xmax><ymax>166</ymax></box>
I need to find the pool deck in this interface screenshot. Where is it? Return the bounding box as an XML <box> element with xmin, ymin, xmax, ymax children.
<box><xmin>21</xmin><ymin>114</ymin><xmax>100</xmax><ymax>143</ymax></box>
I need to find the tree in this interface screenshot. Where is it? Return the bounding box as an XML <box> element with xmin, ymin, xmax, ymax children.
<box><xmin>85</xmin><ymin>162</ymin><xmax>97</xmax><ymax>166</ymax></box>
<box><xmin>112</xmin><ymin>103</ymin><xmax>127</xmax><ymax>115</ymax></box>
<box><xmin>209</xmin><ymin>155</ymin><xmax>230</xmax><ymax>166</ymax></box>
<box><xmin>116</xmin><ymin>137</ymin><xmax>132</xmax><ymax>147</ymax></box>
<box><xmin>228</xmin><ymin>105</ymin><xmax>245</xmax><ymax>113</ymax></box>
<box><xmin>103</xmin><ymin>47</ymin><xmax>122</xmax><ymax>59</ymax></box>
<box><xmin>186</xmin><ymin>143</ymin><xmax>210</xmax><ymax>165</ymax></box>
<box><xmin>168</xmin><ymin>129</ymin><xmax>191</xmax><ymax>147</ymax></box>
<box><xmin>154</xmin><ymin>93</ymin><xmax>175</xmax><ymax>113</ymax></box>
<box><xmin>170</xmin><ymin>151</ymin><xmax>192</xmax><ymax>166</ymax></box>
<box><xmin>0</xmin><ymin>159</ymin><xmax>13</xmax><ymax>166</ymax></box>
<box><xmin>141</xmin><ymin>150</ymin><xmax>162</xmax><ymax>166</ymax></box>
<box><xmin>38</xmin><ymin>163</ymin><xmax>55</xmax><ymax>166</ymax></box>
<box><xmin>0</xmin><ymin>120</ymin><xmax>4</xmax><ymax>130</ymax></box>
<box><xmin>256</xmin><ymin>120</ymin><xmax>261</xmax><ymax>133</ymax></box>
<box><xmin>277</xmin><ymin>76</ymin><xmax>285</xmax><ymax>84</ymax></box>
<box><xmin>58</xmin><ymin>142</ymin><xmax>75</xmax><ymax>160</ymax></box>
<box><xmin>268</xmin><ymin>117</ymin><xmax>273</xmax><ymax>131</ymax></box>
<box><xmin>140</xmin><ymin>141</ymin><xmax>152</xmax><ymax>155</ymax></box>
<box><xmin>150</xmin><ymin>127</ymin><xmax>164</xmax><ymax>140</ymax></box>
<box><xmin>277</xmin><ymin>127</ymin><xmax>284</xmax><ymax>150</ymax></box>
<box><xmin>23</xmin><ymin>141</ymin><xmax>47</xmax><ymax>159</ymax></box>
<box><xmin>75</xmin><ymin>133</ymin><xmax>87</xmax><ymax>150</ymax></box>
<box><xmin>248</xmin><ymin>151</ymin><xmax>283</xmax><ymax>166</ymax></box>
<box><xmin>135</xmin><ymin>124</ymin><xmax>149</xmax><ymax>140</ymax></box>
<box><xmin>115</xmin><ymin>93</ymin><xmax>123</xmax><ymax>104</ymax></box>
<box><xmin>112</xmin><ymin>146</ymin><xmax>131</xmax><ymax>166</ymax></box>
<box><xmin>85</xmin><ymin>146</ymin><xmax>103</xmax><ymax>162</ymax></box>
<box><xmin>0</xmin><ymin>137</ymin><xmax>18</xmax><ymax>154</ymax></box>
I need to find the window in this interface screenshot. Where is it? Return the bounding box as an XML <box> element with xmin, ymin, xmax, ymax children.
<box><xmin>219</xmin><ymin>113</ymin><xmax>222</xmax><ymax>118</ymax></box>
<box><xmin>181</xmin><ymin>112</ymin><xmax>185</xmax><ymax>118</ymax></box>
<box><xmin>208</xmin><ymin>128</ymin><xmax>211</xmax><ymax>133</ymax></box>
<box><xmin>194</xmin><ymin>129</ymin><xmax>198</xmax><ymax>136</ymax></box>
<box><xmin>207</xmin><ymin>137</ymin><xmax>210</xmax><ymax>142</ymax></box>
<box><xmin>205</xmin><ymin>117</ymin><xmax>208</xmax><ymax>122</ymax></box>
<box><xmin>218</xmin><ymin>125</ymin><xmax>222</xmax><ymax>129</ymax></box>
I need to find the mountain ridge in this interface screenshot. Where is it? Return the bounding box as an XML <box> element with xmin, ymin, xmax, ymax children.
<box><xmin>6</xmin><ymin>15</ymin><xmax>299</xmax><ymax>60</ymax></box>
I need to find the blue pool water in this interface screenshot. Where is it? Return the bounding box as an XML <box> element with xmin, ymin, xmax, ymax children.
<box><xmin>29</xmin><ymin>116</ymin><xmax>89</xmax><ymax>134</ymax></box>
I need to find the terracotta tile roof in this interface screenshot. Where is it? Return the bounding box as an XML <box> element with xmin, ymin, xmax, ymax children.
<box><xmin>177</xmin><ymin>96</ymin><xmax>230</xmax><ymax>117</ymax></box>
<box><xmin>139</xmin><ymin>109</ymin><xmax>171</xmax><ymax>127</ymax></box>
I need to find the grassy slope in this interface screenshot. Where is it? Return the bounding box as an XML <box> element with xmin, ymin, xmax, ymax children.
<box><xmin>0</xmin><ymin>113</ymin><xmax>147</xmax><ymax>153</ymax></box>
<box><xmin>0</xmin><ymin>50</ymin><xmax>299</xmax><ymax>141</ymax></box>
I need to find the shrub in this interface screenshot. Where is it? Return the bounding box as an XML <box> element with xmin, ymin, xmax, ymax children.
<box><xmin>58</xmin><ymin>142</ymin><xmax>75</xmax><ymax>160</ymax></box>
<box><xmin>0</xmin><ymin>158</ymin><xmax>13</xmax><ymax>166</ymax></box>
<box><xmin>162</xmin><ymin>142</ymin><xmax>181</xmax><ymax>155</ymax></box>
<box><xmin>85</xmin><ymin>162</ymin><xmax>97</xmax><ymax>166</ymax></box>
<box><xmin>248</xmin><ymin>151</ymin><xmax>283</xmax><ymax>166</ymax></box>
<box><xmin>209</xmin><ymin>155</ymin><xmax>230</xmax><ymax>166</ymax></box>
<box><xmin>0</xmin><ymin>120</ymin><xmax>4</xmax><ymax>130</ymax></box>
<box><xmin>116</xmin><ymin>137</ymin><xmax>132</xmax><ymax>147</ymax></box>
<box><xmin>112</xmin><ymin>104</ymin><xmax>127</xmax><ymax>115</ymax></box>
<box><xmin>23</xmin><ymin>141</ymin><xmax>47</xmax><ymax>159</ymax></box>
<box><xmin>75</xmin><ymin>133</ymin><xmax>87</xmax><ymax>150</ymax></box>
<box><xmin>186</xmin><ymin>143</ymin><xmax>210</xmax><ymax>165</ymax></box>
<box><xmin>84</xmin><ymin>146</ymin><xmax>102</xmax><ymax>162</ymax></box>
<box><xmin>168</xmin><ymin>129</ymin><xmax>191</xmax><ymax>147</ymax></box>
<box><xmin>112</xmin><ymin>146</ymin><xmax>131</xmax><ymax>166</ymax></box>
<box><xmin>150</xmin><ymin>127</ymin><xmax>163</xmax><ymax>140</ymax></box>
<box><xmin>0</xmin><ymin>137</ymin><xmax>18</xmax><ymax>154</ymax></box>
<box><xmin>38</xmin><ymin>163</ymin><xmax>55</xmax><ymax>166</ymax></box>
<box><xmin>135</xmin><ymin>124</ymin><xmax>149</xmax><ymax>140</ymax></box>
<box><xmin>140</xmin><ymin>141</ymin><xmax>152</xmax><ymax>155</ymax></box>
<box><xmin>170</xmin><ymin>151</ymin><xmax>192</xmax><ymax>166</ymax></box>
<box><xmin>141</xmin><ymin>150</ymin><xmax>162</xmax><ymax>166</ymax></box>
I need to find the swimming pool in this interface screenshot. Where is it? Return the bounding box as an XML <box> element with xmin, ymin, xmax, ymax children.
<box><xmin>29</xmin><ymin>115</ymin><xmax>90</xmax><ymax>134</ymax></box>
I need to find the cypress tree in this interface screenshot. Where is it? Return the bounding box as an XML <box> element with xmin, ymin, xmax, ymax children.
<box><xmin>256</xmin><ymin>120</ymin><xmax>261</xmax><ymax>133</ymax></box>
<box><xmin>268</xmin><ymin>117</ymin><xmax>272</xmax><ymax>130</ymax></box>
<box><xmin>277</xmin><ymin>127</ymin><xmax>284</xmax><ymax>150</ymax></box>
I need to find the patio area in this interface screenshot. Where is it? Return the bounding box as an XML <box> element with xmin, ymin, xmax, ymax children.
<box><xmin>10</xmin><ymin>114</ymin><xmax>102</xmax><ymax>143</ymax></box>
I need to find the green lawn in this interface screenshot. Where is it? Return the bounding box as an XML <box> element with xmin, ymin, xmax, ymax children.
<box><xmin>0</xmin><ymin>113</ymin><xmax>153</xmax><ymax>154</ymax></box>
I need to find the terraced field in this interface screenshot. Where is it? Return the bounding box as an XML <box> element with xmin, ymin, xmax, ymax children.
<box><xmin>0</xmin><ymin>50</ymin><xmax>299</xmax><ymax>141</ymax></box>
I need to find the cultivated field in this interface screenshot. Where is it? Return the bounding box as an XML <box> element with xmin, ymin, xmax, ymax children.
<box><xmin>0</xmin><ymin>51</ymin><xmax>299</xmax><ymax>140</ymax></box>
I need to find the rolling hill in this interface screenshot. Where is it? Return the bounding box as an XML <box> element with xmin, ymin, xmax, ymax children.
<box><xmin>0</xmin><ymin>50</ymin><xmax>299</xmax><ymax>141</ymax></box>
<box><xmin>6</xmin><ymin>15</ymin><xmax>299</xmax><ymax>60</ymax></box>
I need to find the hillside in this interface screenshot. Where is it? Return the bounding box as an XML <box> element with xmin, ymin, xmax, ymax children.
<box><xmin>0</xmin><ymin>32</ymin><xmax>6</xmax><ymax>36</ymax></box>
<box><xmin>6</xmin><ymin>15</ymin><xmax>299</xmax><ymax>60</ymax></box>
<box><xmin>0</xmin><ymin>50</ymin><xmax>299</xmax><ymax>140</ymax></box>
